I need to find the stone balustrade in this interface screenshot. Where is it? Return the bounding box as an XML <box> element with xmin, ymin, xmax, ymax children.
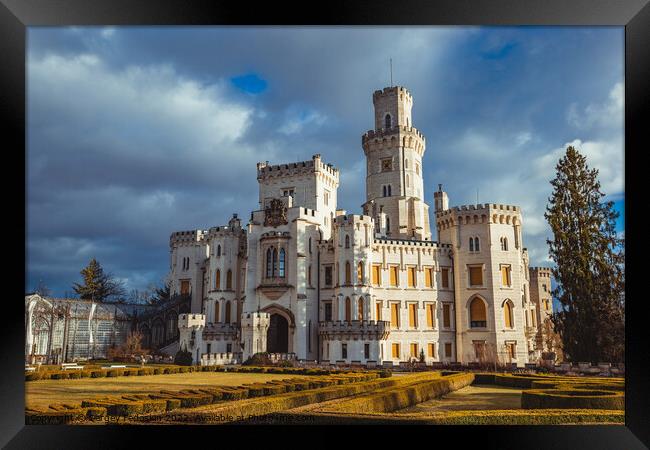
<box><xmin>200</xmin><ymin>352</ymin><xmax>242</xmax><ymax>366</ymax></box>
<box><xmin>318</xmin><ymin>320</ymin><xmax>390</xmax><ymax>340</ymax></box>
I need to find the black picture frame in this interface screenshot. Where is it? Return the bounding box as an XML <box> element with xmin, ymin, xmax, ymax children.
<box><xmin>2</xmin><ymin>0</ymin><xmax>648</xmax><ymax>448</ymax></box>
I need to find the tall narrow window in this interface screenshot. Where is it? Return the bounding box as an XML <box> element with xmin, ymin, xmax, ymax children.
<box><xmin>427</xmin><ymin>343</ymin><xmax>435</xmax><ymax>358</ymax></box>
<box><xmin>279</xmin><ymin>249</ymin><xmax>286</xmax><ymax>278</ymax></box>
<box><xmin>441</xmin><ymin>268</ymin><xmax>450</xmax><ymax>288</ymax></box>
<box><xmin>386</xmin><ymin>216</ymin><xmax>391</xmax><ymax>233</ymax></box>
<box><xmin>408</xmin><ymin>304</ymin><xmax>417</xmax><ymax>328</ymax></box>
<box><xmin>469</xmin><ymin>266</ymin><xmax>483</xmax><ymax>286</ymax></box>
<box><xmin>307</xmin><ymin>265</ymin><xmax>312</xmax><ymax>286</ymax></box>
<box><xmin>266</xmin><ymin>248</ymin><xmax>273</xmax><ymax>278</ymax></box>
<box><xmin>470</xmin><ymin>298</ymin><xmax>487</xmax><ymax>328</ymax></box>
<box><xmin>324</xmin><ymin>266</ymin><xmax>333</xmax><ymax>286</ymax></box>
<box><xmin>226</xmin><ymin>270</ymin><xmax>232</xmax><ymax>290</ymax></box>
<box><xmin>475</xmin><ymin>237</ymin><xmax>480</xmax><ymax>251</ymax></box>
<box><xmin>410</xmin><ymin>343</ymin><xmax>419</xmax><ymax>359</ymax></box>
<box><xmin>383</xmin><ymin>186</ymin><xmax>387</xmax><ymax>197</ymax></box>
<box><xmin>372</xmin><ymin>264</ymin><xmax>381</xmax><ymax>286</ymax></box>
<box><xmin>387</xmin><ymin>185</ymin><xmax>392</xmax><ymax>196</ymax></box>
<box><xmin>390</xmin><ymin>266</ymin><xmax>399</xmax><ymax>287</ymax></box>
<box><xmin>407</xmin><ymin>267</ymin><xmax>416</xmax><ymax>288</ymax></box>
<box><xmin>357</xmin><ymin>298</ymin><xmax>364</xmax><ymax>320</ymax></box>
<box><xmin>406</xmin><ymin>174</ymin><xmax>410</xmax><ymax>188</ymax></box>
<box><xmin>426</xmin><ymin>304</ymin><xmax>435</xmax><ymax>328</ymax></box>
<box><xmin>504</xmin><ymin>301</ymin><xmax>514</xmax><ymax>328</ymax></box>
<box><xmin>357</xmin><ymin>261</ymin><xmax>364</xmax><ymax>284</ymax></box>
<box><xmin>425</xmin><ymin>267</ymin><xmax>433</xmax><ymax>288</ymax></box>
<box><xmin>445</xmin><ymin>343</ymin><xmax>452</xmax><ymax>358</ymax></box>
<box><xmin>392</xmin><ymin>343</ymin><xmax>400</xmax><ymax>358</ymax></box>
<box><xmin>501</xmin><ymin>265</ymin><xmax>511</xmax><ymax>287</ymax></box>
<box><xmin>341</xmin><ymin>343</ymin><xmax>347</xmax><ymax>359</ymax></box>
<box><xmin>345</xmin><ymin>297</ymin><xmax>351</xmax><ymax>322</ymax></box>
<box><xmin>390</xmin><ymin>303</ymin><xmax>400</xmax><ymax>327</ymax></box>
<box><xmin>214</xmin><ymin>302</ymin><xmax>220</xmax><ymax>323</ymax></box>
<box><xmin>324</xmin><ymin>302</ymin><xmax>332</xmax><ymax>321</ymax></box>
<box><xmin>308</xmin><ymin>237</ymin><xmax>312</xmax><ymax>254</ymax></box>
<box><xmin>345</xmin><ymin>262</ymin><xmax>351</xmax><ymax>285</ymax></box>
<box><xmin>272</xmin><ymin>248</ymin><xmax>278</xmax><ymax>277</ymax></box>
<box><xmin>345</xmin><ymin>235</ymin><xmax>350</xmax><ymax>248</ymax></box>
<box><xmin>443</xmin><ymin>304</ymin><xmax>451</xmax><ymax>328</ymax></box>
<box><xmin>224</xmin><ymin>301</ymin><xmax>231</xmax><ymax>324</ymax></box>
<box><xmin>385</xmin><ymin>113</ymin><xmax>391</xmax><ymax>129</ymax></box>
<box><xmin>376</xmin><ymin>301</ymin><xmax>382</xmax><ymax>320</ymax></box>
<box><xmin>215</xmin><ymin>270</ymin><xmax>221</xmax><ymax>290</ymax></box>
<box><xmin>469</xmin><ymin>237</ymin><xmax>474</xmax><ymax>252</ymax></box>
<box><xmin>217</xmin><ymin>245</ymin><xmax>221</xmax><ymax>257</ymax></box>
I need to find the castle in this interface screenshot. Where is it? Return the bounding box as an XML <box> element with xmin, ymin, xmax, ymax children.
<box><xmin>169</xmin><ymin>86</ymin><xmax>554</xmax><ymax>367</ymax></box>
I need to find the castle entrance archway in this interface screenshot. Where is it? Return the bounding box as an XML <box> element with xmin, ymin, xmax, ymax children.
<box><xmin>267</xmin><ymin>314</ymin><xmax>289</xmax><ymax>353</ymax></box>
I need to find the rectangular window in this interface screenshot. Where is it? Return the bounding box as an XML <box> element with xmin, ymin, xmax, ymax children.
<box><xmin>408</xmin><ymin>303</ymin><xmax>417</xmax><ymax>328</ymax></box>
<box><xmin>392</xmin><ymin>343</ymin><xmax>400</xmax><ymax>358</ymax></box>
<box><xmin>443</xmin><ymin>304</ymin><xmax>451</xmax><ymax>328</ymax></box>
<box><xmin>427</xmin><ymin>343</ymin><xmax>435</xmax><ymax>358</ymax></box>
<box><xmin>206</xmin><ymin>343</ymin><xmax>211</xmax><ymax>354</ymax></box>
<box><xmin>390</xmin><ymin>266</ymin><xmax>399</xmax><ymax>287</ymax></box>
<box><xmin>341</xmin><ymin>343</ymin><xmax>347</xmax><ymax>359</ymax></box>
<box><xmin>469</xmin><ymin>266</ymin><xmax>483</xmax><ymax>286</ymax></box>
<box><xmin>364</xmin><ymin>343</ymin><xmax>370</xmax><ymax>360</ymax></box>
<box><xmin>180</xmin><ymin>280</ymin><xmax>190</xmax><ymax>296</ymax></box>
<box><xmin>324</xmin><ymin>266</ymin><xmax>333</xmax><ymax>287</ymax></box>
<box><xmin>324</xmin><ymin>303</ymin><xmax>332</xmax><ymax>321</ymax></box>
<box><xmin>444</xmin><ymin>342</ymin><xmax>452</xmax><ymax>358</ymax></box>
<box><xmin>407</xmin><ymin>267</ymin><xmax>416</xmax><ymax>288</ymax></box>
<box><xmin>307</xmin><ymin>265</ymin><xmax>312</xmax><ymax>286</ymax></box>
<box><xmin>506</xmin><ymin>342</ymin><xmax>516</xmax><ymax>360</ymax></box>
<box><xmin>324</xmin><ymin>191</ymin><xmax>329</xmax><ymax>206</ymax></box>
<box><xmin>426</xmin><ymin>304</ymin><xmax>435</xmax><ymax>328</ymax></box>
<box><xmin>410</xmin><ymin>343</ymin><xmax>419</xmax><ymax>358</ymax></box>
<box><xmin>424</xmin><ymin>267</ymin><xmax>433</xmax><ymax>287</ymax></box>
<box><xmin>441</xmin><ymin>268</ymin><xmax>449</xmax><ymax>288</ymax></box>
<box><xmin>372</xmin><ymin>264</ymin><xmax>381</xmax><ymax>286</ymax></box>
<box><xmin>390</xmin><ymin>303</ymin><xmax>399</xmax><ymax>328</ymax></box>
<box><xmin>226</xmin><ymin>343</ymin><xmax>232</xmax><ymax>353</ymax></box>
<box><xmin>501</xmin><ymin>265</ymin><xmax>511</xmax><ymax>286</ymax></box>
<box><xmin>376</xmin><ymin>302</ymin><xmax>382</xmax><ymax>321</ymax></box>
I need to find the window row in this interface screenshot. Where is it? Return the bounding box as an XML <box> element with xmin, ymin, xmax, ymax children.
<box><xmin>389</xmin><ymin>342</ymin><xmax>454</xmax><ymax>359</ymax></box>
<box><xmin>180</xmin><ymin>257</ymin><xmax>191</xmax><ymax>271</ymax></box>
<box><xmin>467</xmin><ymin>265</ymin><xmax>512</xmax><ymax>288</ymax></box>
<box><xmin>206</xmin><ymin>300</ymin><xmax>234</xmax><ymax>324</ymax></box>
<box><xmin>468</xmin><ymin>297</ymin><xmax>516</xmax><ymax>329</ymax></box>
<box><xmin>212</xmin><ymin>269</ymin><xmax>233</xmax><ymax>290</ymax></box>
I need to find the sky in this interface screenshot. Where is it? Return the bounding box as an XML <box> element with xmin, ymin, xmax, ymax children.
<box><xmin>26</xmin><ymin>26</ymin><xmax>625</xmax><ymax>297</ymax></box>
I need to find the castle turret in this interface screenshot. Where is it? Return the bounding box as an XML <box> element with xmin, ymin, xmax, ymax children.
<box><xmin>362</xmin><ymin>86</ymin><xmax>430</xmax><ymax>241</ymax></box>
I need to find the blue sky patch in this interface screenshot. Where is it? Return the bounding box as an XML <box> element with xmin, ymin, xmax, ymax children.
<box><xmin>231</xmin><ymin>73</ymin><xmax>267</xmax><ymax>94</ymax></box>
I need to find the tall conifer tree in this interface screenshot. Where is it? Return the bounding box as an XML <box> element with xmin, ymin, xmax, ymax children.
<box><xmin>545</xmin><ymin>146</ymin><xmax>624</xmax><ymax>363</ymax></box>
<box><xmin>72</xmin><ymin>258</ymin><xmax>126</xmax><ymax>302</ymax></box>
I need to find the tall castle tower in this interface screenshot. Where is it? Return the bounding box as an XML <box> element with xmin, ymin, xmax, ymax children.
<box><xmin>362</xmin><ymin>86</ymin><xmax>431</xmax><ymax>240</ymax></box>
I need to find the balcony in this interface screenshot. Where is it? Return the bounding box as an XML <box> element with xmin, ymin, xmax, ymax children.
<box><xmin>257</xmin><ymin>276</ymin><xmax>292</xmax><ymax>300</ymax></box>
<box><xmin>318</xmin><ymin>320</ymin><xmax>390</xmax><ymax>340</ymax></box>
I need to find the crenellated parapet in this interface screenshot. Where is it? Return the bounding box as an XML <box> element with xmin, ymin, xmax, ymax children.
<box><xmin>256</xmin><ymin>154</ymin><xmax>339</xmax><ymax>185</ymax></box>
<box><xmin>529</xmin><ymin>266</ymin><xmax>552</xmax><ymax>278</ymax></box>
<box><xmin>362</xmin><ymin>126</ymin><xmax>425</xmax><ymax>157</ymax></box>
<box><xmin>435</xmin><ymin>203</ymin><xmax>522</xmax><ymax>230</ymax></box>
<box><xmin>170</xmin><ymin>230</ymin><xmax>207</xmax><ymax>247</ymax></box>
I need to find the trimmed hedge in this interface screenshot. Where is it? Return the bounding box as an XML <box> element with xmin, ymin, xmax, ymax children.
<box><xmin>521</xmin><ymin>388</ymin><xmax>624</xmax><ymax>410</ymax></box>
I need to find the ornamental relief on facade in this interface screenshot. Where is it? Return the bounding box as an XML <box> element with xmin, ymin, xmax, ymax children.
<box><xmin>264</xmin><ymin>198</ymin><xmax>288</xmax><ymax>227</ymax></box>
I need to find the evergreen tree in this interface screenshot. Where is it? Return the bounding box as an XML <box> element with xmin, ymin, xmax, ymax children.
<box><xmin>545</xmin><ymin>146</ymin><xmax>624</xmax><ymax>363</ymax></box>
<box><xmin>72</xmin><ymin>258</ymin><xmax>126</xmax><ymax>302</ymax></box>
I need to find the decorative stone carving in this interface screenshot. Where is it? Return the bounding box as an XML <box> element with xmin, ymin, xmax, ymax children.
<box><xmin>264</xmin><ymin>198</ymin><xmax>288</xmax><ymax>227</ymax></box>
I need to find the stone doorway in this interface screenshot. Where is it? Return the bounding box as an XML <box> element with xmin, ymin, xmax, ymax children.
<box><xmin>267</xmin><ymin>313</ymin><xmax>289</xmax><ymax>353</ymax></box>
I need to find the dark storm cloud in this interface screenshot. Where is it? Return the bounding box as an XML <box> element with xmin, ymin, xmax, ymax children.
<box><xmin>26</xmin><ymin>27</ymin><xmax>624</xmax><ymax>296</ymax></box>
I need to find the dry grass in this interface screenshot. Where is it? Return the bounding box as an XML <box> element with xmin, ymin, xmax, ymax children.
<box><xmin>398</xmin><ymin>384</ymin><xmax>523</xmax><ymax>413</ymax></box>
<box><xmin>25</xmin><ymin>372</ymin><xmax>303</xmax><ymax>410</ymax></box>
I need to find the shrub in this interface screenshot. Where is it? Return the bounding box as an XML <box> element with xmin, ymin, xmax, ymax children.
<box><xmin>50</xmin><ymin>372</ymin><xmax>69</xmax><ymax>380</ymax></box>
<box><xmin>174</xmin><ymin>349</ymin><xmax>193</xmax><ymax>366</ymax></box>
<box><xmin>242</xmin><ymin>352</ymin><xmax>274</xmax><ymax>366</ymax></box>
<box><xmin>106</xmin><ymin>369</ymin><xmax>123</xmax><ymax>378</ymax></box>
<box><xmin>153</xmin><ymin>367</ymin><xmax>164</xmax><ymax>375</ymax></box>
<box><xmin>521</xmin><ymin>389</ymin><xmax>624</xmax><ymax>410</ymax></box>
<box><xmin>25</xmin><ymin>372</ymin><xmax>42</xmax><ymax>381</ymax></box>
<box><xmin>378</xmin><ymin>370</ymin><xmax>392</xmax><ymax>378</ymax></box>
<box><xmin>178</xmin><ymin>366</ymin><xmax>190</xmax><ymax>373</ymax></box>
<box><xmin>67</xmin><ymin>371</ymin><xmax>82</xmax><ymax>379</ymax></box>
<box><xmin>91</xmin><ymin>370</ymin><xmax>107</xmax><ymax>378</ymax></box>
<box><xmin>80</xmin><ymin>370</ymin><xmax>92</xmax><ymax>378</ymax></box>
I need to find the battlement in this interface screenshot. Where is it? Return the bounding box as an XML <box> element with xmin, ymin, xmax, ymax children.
<box><xmin>178</xmin><ymin>313</ymin><xmax>205</xmax><ymax>328</ymax></box>
<box><xmin>170</xmin><ymin>230</ymin><xmax>207</xmax><ymax>246</ymax></box>
<box><xmin>256</xmin><ymin>154</ymin><xmax>339</xmax><ymax>181</ymax></box>
<box><xmin>374</xmin><ymin>237</ymin><xmax>449</xmax><ymax>249</ymax></box>
<box><xmin>530</xmin><ymin>266</ymin><xmax>553</xmax><ymax>278</ymax></box>
<box><xmin>334</xmin><ymin>213</ymin><xmax>373</xmax><ymax>226</ymax></box>
<box><xmin>373</xmin><ymin>86</ymin><xmax>412</xmax><ymax>101</ymax></box>
<box><xmin>362</xmin><ymin>126</ymin><xmax>425</xmax><ymax>146</ymax></box>
<box><xmin>435</xmin><ymin>203</ymin><xmax>522</xmax><ymax>222</ymax></box>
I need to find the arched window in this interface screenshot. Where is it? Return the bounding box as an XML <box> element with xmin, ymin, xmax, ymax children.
<box><xmin>214</xmin><ymin>301</ymin><xmax>220</xmax><ymax>323</ymax></box>
<box><xmin>475</xmin><ymin>237</ymin><xmax>480</xmax><ymax>252</ymax></box>
<box><xmin>345</xmin><ymin>235</ymin><xmax>350</xmax><ymax>248</ymax></box>
<box><xmin>383</xmin><ymin>186</ymin><xmax>387</xmax><ymax>197</ymax></box>
<box><xmin>386</xmin><ymin>216</ymin><xmax>391</xmax><ymax>234</ymax></box>
<box><xmin>266</xmin><ymin>248</ymin><xmax>273</xmax><ymax>278</ymax></box>
<box><xmin>226</xmin><ymin>270</ymin><xmax>232</xmax><ymax>289</ymax></box>
<box><xmin>345</xmin><ymin>297</ymin><xmax>351</xmax><ymax>322</ymax></box>
<box><xmin>501</xmin><ymin>237</ymin><xmax>508</xmax><ymax>251</ymax></box>
<box><xmin>358</xmin><ymin>297</ymin><xmax>364</xmax><ymax>320</ymax></box>
<box><xmin>406</xmin><ymin>175</ymin><xmax>410</xmax><ymax>187</ymax></box>
<box><xmin>388</xmin><ymin>185</ymin><xmax>392</xmax><ymax>196</ymax></box>
<box><xmin>308</xmin><ymin>237</ymin><xmax>312</xmax><ymax>254</ymax></box>
<box><xmin>215</xmin><ymin>269</ymin><xmax>221</xmax><ymax>290</ymax></box>
<box><xmin>504</xmin><ymin>301</ymin><xmax>514</xmax><ymax>328</ymax></box>
<box><xmin>278</xmin><ymin>249</ymin><xmax>286</xmax><ymax>278</ymax></box>
<box><xmin>385</xmin><ymin>113</ymin><xmax>391</xmax><ymax>129</ymax></box>
<box><xmin>345</xmin><ymin>261</ymin><xmax>351</xmax><ymax>285</ymax></box>
<box><xmin>357</xmin><ymin>261</ymin><xmax>364</xmax><ymax>284</ymax></box>
<box><xmin>469</xmin><ymin>297</ymin><xmax>487</xmax><ymax>328</ymax></box>
<box><xmin>405</xmin><ymin>159</ymin><xmax>409</xmax><ymax>169</ymax></box>
<box><xmin>224</xmin><ymin>301</ymin><xmax>231</xmax><ymax>324</ymax></box>
<box><xmin>272</xmin><ymin>248</ymin><xmax>278</xmax><ymax>277</ymax></box>
<box><xmin>469</xmin><ymin>237</ymin><xmax>475</xmax><ymax>252</ymax></box>
<box><xmin>217</xmin><ymin>245</ymin><xmax>221</xmax><ymax>257</ymax></box>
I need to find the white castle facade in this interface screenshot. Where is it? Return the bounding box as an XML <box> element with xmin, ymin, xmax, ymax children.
<box><xmin>170</xmin><ymin>86</ymin><xmax>553</xmax><ymax>367</ymax></box>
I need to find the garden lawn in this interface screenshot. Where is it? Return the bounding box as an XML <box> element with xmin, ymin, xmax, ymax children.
<box><xmin>26</xmin><ymin>372</ymin><xmax>303</xmax><ymax>411</ymax></box>
<box><xmin>397</xmin><ymin>384</ymin><xmax>522</xmax><ymax>413</ymax></box>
